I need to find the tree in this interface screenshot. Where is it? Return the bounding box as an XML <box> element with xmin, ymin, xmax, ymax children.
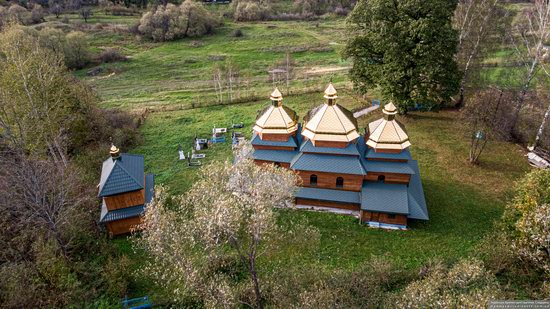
<box><xmin>397</xmin><ymin>259</ymin><xmax>501</xmax><ymax>308</ymax></box>
<box><xmin>344</xmin><ymin>0</ymin><xmax>460</xmax><ymax>112</ymax></box>
<box><xmin>503</xmin><ymin>169</ymin><xmax>550</xmax><ymax>275</ymax></box>
<box><xmin>453</xmin><ymin>0</ymin><xmax>505</xmax><ymax>107</ymax></box>
<box><xmin>138</xmin><ymin>158</ymin><xmax>312</xmax><ymax>308</ymax></box>
<box><xmin>0</xmin><ymin>152</ymin><xmax>90</xmax><ymax>261</ymax></box>
<box><xmin>30</xmin><ymin>4</ymin><xmax>45</xmax><ymax>24</ymax></box>
<box><xmin>507</xmin><ymin>0</ymin><xmax>550</xmax><ymax>135</ymax></box>
<box><xmin>49</xmin><ymin>0</ymin><xmax>63</xmax><ymax>18</ymax></box>
<box><xmin>138</xmin><ymin>0</ymin><xmax>219</xmax><ymax>42</ymax></box>
<box><xmin>0</xmin><ymin>25</ymin><xmax>96</xmax><ymax>163</ymax></box>
<box><xmin>64</xmin><ymin>31</ymin><xmax>91</xmax><ymax>69</ymax></box>
<box><xmin>533</xmin><ymin>100</ymin><xmax>550</xmax><ymax>150</ymax></box>
<box><xmin>462</xmin><ymin>87</ymin><xmax>509</xmax><ymax>164</ymax></box>
<box><xmin>79</xmin><ymin>6</ymin><xmax>92</xmax><ymax>22</ymax></box>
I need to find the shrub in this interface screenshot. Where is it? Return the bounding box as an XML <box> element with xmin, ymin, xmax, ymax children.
<box><xmin>138</xmin><ymin>0</ymin><xmax>219</xmax><ymax>42</ymax></box>
<box><xmin>503</xmin><ymin>169</ymin><xmax>550</xmax><ymax>274</ymax></box>
<box><xmin>293</xmin><ymin>0</ymin><xmax>324</xmax><ymax>17</ymax></box>
<box><xmin>37</xmin><ymin>26</ymin><xmax>66</xmax><ymax>54</ymax></box>
<box><xmin>98</xmin><ymin>48</ymin><xmax>127</xmax><ymax>63</ymax></box>
<box><xmin>64</xmin><ymin>31</ymin><xmax>91</xmax><ymax>69</ymax></box>
<box><xmin>396</xmin><ymin>259</ymin><xmax>501</xmax><ymax>308</ymax></box>
<box><xmin>0</xmin><ymin>6</ymin><xmax>7</xmax><ymax>28</ymax></box>
<box><xmin>30</xmin><ymin>4</ymin><xmax>45</xmax><ymax>23</ymax></box>
<box><xmin>231</xmin><ymin>28</ymin><xmax>243</xmax><ymax>37</ymax></box>
<box><xmin>104</xmin><ymin>4</ymin><xmax>137</xmax><ymax>16</ymax></box>
<box><xmin>8</xmin><ymin>4</ymin><xmax>31</xmax><ymax>24</ymax></box>
<box><xmin>233</xmin><ymin>1</ymin><xmax>270</xmax><ymax>21</ymax></box>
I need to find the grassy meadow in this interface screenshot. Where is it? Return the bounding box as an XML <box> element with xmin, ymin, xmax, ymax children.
<box><xmin>55</xmin><ymin>5</ymin><xmax>537</xmax><ymax>304</ymax></box>
<box><xmin>74</xmin><ymin>13</ymin><xmax>351</xmax><ymax>110</ymax></box>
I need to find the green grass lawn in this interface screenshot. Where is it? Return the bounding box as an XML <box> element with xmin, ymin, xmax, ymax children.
<box><xmin>59</xmin><ymin>5</ymin><xmax>535</xmax><ymax>303</ymax></box>
<box><xmin>111</xmin><ymin>92</ymin><xmax>531</xmax><ymax>303</ymax></box>
<box><xmin>76</xmin><ymin>18</ymin><xmax>351</xmax><ymax>110</ymax></box>
<box><xmin>127</xmin><ymin>90</ymin><xmax>530</xmax><ymax>270</ymax></box>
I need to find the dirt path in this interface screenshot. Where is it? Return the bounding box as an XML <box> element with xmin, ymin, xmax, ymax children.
<box><xmin>353</xmin><ymin>105</ymin><xmax>379</xmax><ymax>118</ymax></box>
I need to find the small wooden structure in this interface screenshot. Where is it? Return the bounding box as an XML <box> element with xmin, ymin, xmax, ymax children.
<box><xmin>98</xmin><ymin>145</ymin><xmax>154</xmax><ymax>236</ymax></box>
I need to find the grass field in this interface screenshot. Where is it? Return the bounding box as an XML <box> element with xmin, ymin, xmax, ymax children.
<box><xmin>74</xmin><ymin>16</ymin><xmax>351</xmax><ymax>110</ymax></box>
<box><xmin>108</xmin><ymin>91</ymin><xmax>531</xmax><ymax>303</ymax></box>
<box><xmin>129</xmin><ymin>91</ymin><xmax>530</xmax><ymax>266</ymax></box>
<box><xmin>53</xmin><ymin>5</ymin><xmax>537</xmax><ymax>304</ymax></box>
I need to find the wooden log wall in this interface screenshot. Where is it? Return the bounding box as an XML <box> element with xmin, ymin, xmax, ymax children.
<box><xmin>252</xmin><ymin>145</ymin><xmax>296</xmax><ymax>151</ymax></box>
<box><xmin>364</xmin><ymin>172</ymin><xmax>410</xmax><ymax>185</ymax></box>
<box><xmin>360</xmin><ymin>211</ymin><xmax>407</xmax><ymax>226</ymax></box>
<box><xmin>296</xmin><ymin>198</ymin><xmax>360</xmax><ymax>211</ymax></box>
<box><xmin>296</xmin><ymin>170</ymin><xmax>363</xmax><ymax>191</ymax></box>
<box><xmin>312</xmin><ymin>140</ymin><xmax>350</xmax><ymax>148</ymax></box>
<box><xmin>259</xmin><ymin>132</ymin><xmax>292</xmax><ymax>141</ymax></box>
<box><xmin>104</xmin><ymin>189</ymin><xmax>145</xmax><ymax>211</ymax></box>
<box><xmin>106</xmin><ymin>216</ymin><xmax>142</xmax><ymax>236</ymax></box>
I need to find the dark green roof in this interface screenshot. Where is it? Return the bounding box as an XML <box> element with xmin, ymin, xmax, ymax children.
<box><xmin>296</xmin><ymin>187</ymin><xmax>360</xmax><ymax>204</ymax></box>
<box><xmin>99</xmin><ymin>154</ymin><xmax>144</xmax><ymax>197</ymax></box>
<box><xmin>407</xmin><ymin>160</ymin><xmax>429</xmax><ymax>220</ymax></box>
<box><xmin>100</xmin><ymin>174</ymin><xmax>155</xmax><ymax>223</ymax></box>
<box><xmin>299</xmin><ymin>139</ymin><xmax>360</xmax><ymax>156</ymax></box>
<box><xmin>101</xmin><ymin>204</ymin><xmax>144</xmax><ymax>223</ymax></box>
<box><xmin>291</xmin><ymin>153</ymin><xmax>366</xmax><ymax>175</ymax></box>
<box><xmin>252</xmin><ymin>149</ymin><xmax>297</xmax><ymax>163</ymax></box>
<box><xmin>364</xmin><ymin>160</ymin><xmax>415</xmax><ymax>175</ymax></box>
<box><xmin>361</xmin><ymin>182</ymin><xmax>409</xmax><ymax>214</ymax></box>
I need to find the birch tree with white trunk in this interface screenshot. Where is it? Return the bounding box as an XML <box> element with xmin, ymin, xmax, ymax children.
<box><xmin>453</xmin><ymin>0</ymin><xmax>503</xmax><ymax>107</ymax></box>
<box><xmin>508</xmin><ymin>0</ymin><xmax>550</xmax><ymax>135</ymax></box>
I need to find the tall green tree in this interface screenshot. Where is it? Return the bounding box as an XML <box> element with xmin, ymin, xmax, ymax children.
<box><xmin>344</xmin><ymin>0</ymin><xmax>460</xmax><ymax>112</ymax></box>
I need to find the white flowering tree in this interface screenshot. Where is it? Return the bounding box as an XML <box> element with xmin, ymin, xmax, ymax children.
<box><xmin>138</xmin><ymin>159</ymin><xmax>300</xmax><ymax>308</ymax></box>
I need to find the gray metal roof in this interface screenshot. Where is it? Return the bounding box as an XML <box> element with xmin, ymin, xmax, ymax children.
<box><xmin>407</xmin><ymin>160</ymin><xmax>429</xmax><ymax>220</ymax></box>
<box><xmin>251</xmin><ymin>133</ymin><xmax>298</xmax><ymax>148</ymax></box>
<box><xmin>299</xmin><ymin>139</ymin><xmax>360</xmax><ymax>156</ymax></box>
<box><xmin>366</xmin><ymin>148</ymin><xmax>411</xmax><ymax>160</ymax></box>
<box><xmin>364</xmin><ymin>160</ymin><xmax>415</xmax><ymax>175</ymax></box>
<box><xmin>252</xmin><ymin>149</ymin><xmax>298</xmax><ymax>163</ymax></box>
<box><xmin>100</xmin><ymin>204</ymin><xmax>145</xmax><ymax>223</ymax></box>
<box><xmin>296</xmin><ymin>187</ymin><xmax>361</xmax><ymax>204</ymax></box>
<box><xmin>100</xmin><ymin>173</ymin><xmax>155</xmax><ymax>223</ymax></box>
<box><xmin>99</xmin><ymin>154</ymin><xmax>145</xmax><ymax>197</ymax></box>
<box><xmin>291</xmin><ymin>153</ymin><xmax>366</xmax><ymax>175</ymax></box>
<box><xmin>361</xmin><ymin>182</ymin><xmax>409</xmax><ymax>214</ymax></box>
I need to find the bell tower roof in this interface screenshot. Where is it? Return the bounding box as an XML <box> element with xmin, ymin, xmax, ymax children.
<box><xmin>253</xmin><ymin>88</ymin><xmax>298</xmax><ymax>136</ymax></box>
<box><xmin>367</xmin><ymin>102</ymin><xmax>411</xmax><ymax>151</ymax></box>
<box><xmin>302</xmin><ymin>84</ymin><xmax>360</xmax><ymax>144</ymax></box>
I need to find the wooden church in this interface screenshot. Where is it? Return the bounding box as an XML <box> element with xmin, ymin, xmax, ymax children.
<box><xmin>98</xmin><ymin>145</ymin><xmax>155</xmax><ymax>236</ymax></box>
<box><xmin>251</xmin><ymin>84</ymin><xmax>428</xmax><ymax>229</ymax></box>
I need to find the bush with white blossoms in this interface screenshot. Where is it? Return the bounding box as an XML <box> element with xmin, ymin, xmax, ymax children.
<box><xmin>137</xmin><ymin>158</ymin><xmax>309</xmax><ymax>308</ymax></box>
<box><xmin>503</xmin><ymin>169</ymin><xmax>550</xmax><ymax>274</ymax></box>
<box><xmin>396</xmin><ymin>259</ymin><xmax>501</xmax><ymax>309</ymax></box>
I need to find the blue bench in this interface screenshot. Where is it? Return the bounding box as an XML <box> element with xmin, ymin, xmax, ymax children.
<box><xmin>122</xmin><ymin>296</ymin><xmax>152</xmax><ymax>309</ymax></box>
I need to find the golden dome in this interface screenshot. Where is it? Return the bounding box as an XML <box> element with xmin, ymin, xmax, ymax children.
<box><xmin>270</xmin><ymin>87</ymin><xmax>283</xmax><ymax>102</ymax></box>
<box><xmin>366</xmin><ymin>104</ymin><xmax>411</xmax><ymax>151</ymax></box>
<box><xmin>302</xmin><ymin>84</ymin><xmax>360</xmax><ymax>143</ymax></box>
<box><xmin>323</xmin><ymin>82</ymin><xmax>338</xmax><ymax>100</ymax></box>
<box><xmin>109</xmin><ymin>144</ymin><xmax>120</xmax><ymax>157</ymax></box>
<box><xmin>253</xmin><ymin>89</ymin><xmax>298</xmax><ymax>135</ymax></box>
<box><xmin>383</xmin><ymin>102</ymin><xmax>398</xmax><ymax>116</ymax></box>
